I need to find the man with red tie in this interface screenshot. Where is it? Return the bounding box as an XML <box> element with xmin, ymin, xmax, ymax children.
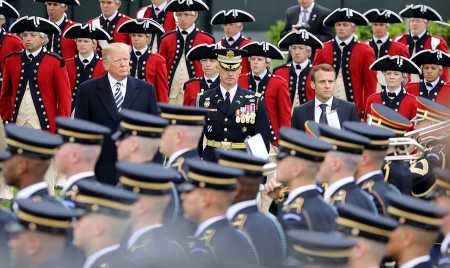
<box><xmin>275</xmin><ymin>29</ymin><xmax>322</xmax><ymax>109</ymax></box>
<box><xmin>63</xmin><ymin>24</ymin><xmax>109</xmax><ymax>111</ymax></box>
<box><xmin>183</xmin><ymin>43</ymin><xmax>219</xmax><ymax>106</ymax></box>
<box><xmin>136</xmin><ymin>0</ymin><xmax>176</xmax><ymax>51</ymax></box>
<box><xmin>314</xmin><ymin>8</ymin><xmax>377</xmax><ymax>118</ymax></box>
<box><xmin>89</xmin><ymin>0</ymin><xmax>131</xmax><ymax>48</ymax></box>
<box><xmin>158</xmin><ymin>0</ymin><xmax>214</xmax><ymax>104</ymax></box>
<box><xmin>0</xmin><ymin>16</ymin><xmax>71</xmax><ymax>132</ymax></box>
<box><xmin>238</xmin><ymin>41</ymin><xmax>291</xmax><ymax>143</ymax></box>
<box><xmin>365</xmin><ymin>55</ymin><xmax>419</xmax><ymax>120</ymax></box>
<box><xmin>396</xmin><ymin>4</ymin><xmax>448</xmax><ymax>81</ymax></box>
<box><xmin>211</xmin><ymin>9</ymin><xmax>255</xmax><ymax>74</ymax></box>
<box><xmin>407</xmin><ymin>49</ymin><xmax>450</xmax><ymax>106</ymax></box>
<box><xmin>364</xmin><ymin>9</ymin><xmax>409</xmax><ymax>59</ymax></box>
<box><xmin>118</xmin><ymin>19</ymin><xmax>169</xmax><ymax>103</ymax></box>
<box><xmin>35</xmin><ymin>0</ymin><xmax>78</xmax><ymax>59</ymax></box>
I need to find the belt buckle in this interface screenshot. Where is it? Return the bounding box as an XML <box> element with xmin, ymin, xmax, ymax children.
<box><xmin>221</xmin><ymin>141</ymin><xmax>232</xmax><ymax>149</ymax></box>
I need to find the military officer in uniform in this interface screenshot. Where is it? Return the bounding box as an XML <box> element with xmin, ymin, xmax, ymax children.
<box><xmin>364</xmin><ymin>9</ymin><xmax>409</xmax><ymax>59</ymax></box>
<box><xmin>54</xmin><ymin>117</ymin><xmax>110</xmax><ymax>195</ymax></box>
<box><xmin>1</xmin><ymin>124</ymin><xmax>62</xmax><ymax>200</ymax></box>
<box><xmin>159</xmin><ymin>0</ymin><xmax>215</xmax><ymax>104</ymax></box>
<box><xmin>270</xmin><ymin>128</ymin><xmax>337</xmax><ymax>232</ymax></box>
<box><xmin>385</xmin><ymin>193</ymin><xmax>446</xmax><ymax>268</ymax></box>
<box><xmin>396</xmin><ymin>4</ymin><xmax>448</xmax><ymax>81</ymax></box>
<box><xmin>198</xmin><ymin>48</ymin><xmax>272</xmax><ymax>161</ymax></box>
<box><xmin>7</xmin><ymin>198</ymin><xmax>83</xmax><ymax>268</ymax></box>
<box><xmin>314</xmin><ymin>8</ymin><xmax>377</xmax><ymax>117</ymax></box>
<box><xmin>1</xmin><ymin>16</ymin><xmax>72</xmax><ymax>133</ymax></box>
<box><xmin>89</xmin><ymin>0</ymin><xmax>131</xmax><ymax>48</ymax></box>
<box><xmin>178</xmin><ymin>159</ymin><xmax>258</xmax><ymax>266</ymax></box>
<box><xmin>68</xmin><ymin>180</ymin><xmax>139</xmax><ymax>268</ymax></box>
<box><xmin>367</xmin><ymin>103</ymin><xmax>415</xmax><ymax>194</ymax></box>
<box><xmin>285</xmin><ymin>230</ymin><xmax>356</xmax><ymax>268</ymax></box>
<box><xmin>63</xmin><ymin>23</ymin><xmax>110</xmax><ymax>111</ymax></box>
<box><xmin>408</xmin><ymin>49</ymin><xmax>450</xmax><ymax>106</ymax></box>
<box><xmin>275</xmin><ymin>29</ymin><xmax>323</xmax><ymax>108</ymax></box>
<box><xmin>343</xmin><ymin>122</ymin><xmax>399</xmax><ymax>214</ymax></box>
<box><xmin>117</xmin><ymin>162</ymin><xmax>188</xmax><ymax>267</ymax></box>
<box><xmin>210</xmin><ymin>9</ymin><xmax>255</xmax><ymax>74</ymax></box>
<box><xmin>316</xmin><ymin>124</ymin><xmax>378</xmax><ymax>213</ymax></box>
<box><xmin>136</xmin><ymin>0</ymin><xmax>176</xmax><ymax>52</ymax></box>
<box><xmin>35</xmin><ymin>0</ymin><xmax>79</xmax><ymax>59</ymax></box>
<box><xmin>335</xmin><ymin>204</ymin><xmax>399</xmax><ymax>268</ymax></box>
<box><xmin>118</xmin><ymin>18</ymin><xmax>169</xmax><ymax>103</ymax></box>
<box><xmin>217</xmin><ymin>149</ymin><xmax>286</xmax><ymax>267</ymax></box>
<box><xmin>238</xmin><ymin>41</ymin><xmax>292</xmax><ymax>143</ymax></box>
<box><xmin>183</xmin><ymin>44</ymin><xmax>220</xmax><ymax>106</ymax></box>
<box><xmin>113</xmin><ymin>109</ymin><xmax>168</xmax><ymax>163</ymax></box>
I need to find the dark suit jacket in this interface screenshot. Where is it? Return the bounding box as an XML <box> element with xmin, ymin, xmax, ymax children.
<box><xmin>281</xmin><ymin>3</ymin><xmax>333</xmax><ymax>42</ymax></box>
<box><xmin>75</xmin><ymin>74</ymin><xmax>158</xmax><ymax>185</ymax></box>
<box><xmin>292</xmin><ymin>97</ymin><xmax>360</xmax><ymax>131</ymax></box>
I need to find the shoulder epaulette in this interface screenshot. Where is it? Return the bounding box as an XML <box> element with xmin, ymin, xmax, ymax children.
<box><xmin>4</xmin><ymin>50</ymin><xmax>22</xmax><ymax>60</ymax></box>
<box><xmin>273</xmin><ymin>64</ymin><xmax>290</xmax><ymax>73</ymax></box>
<box><xmin>160</xmin><ymin>30</ymin><xmax>177</xmax><ymax>40</ymax></box>
<box><xmin>197</xmin><ymin>29</ymin><xmax>215</xmax><ymax>40</ymax></box>
<box><xmin>45</xmin><ymin>52</ymin><xmax>65</xmax><ymax>67</ymax></box>
<box><xmin>185</xmin><ymin>77</ymin><xmax>202</xmax><ymax>84</ymax></box>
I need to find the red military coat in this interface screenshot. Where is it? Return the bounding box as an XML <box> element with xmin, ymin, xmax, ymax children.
<box><xmin>66</xmin><ymin>55</ymin><xmax>105</xmax><ymax>109</ymax></box>
<box><xmin>396</xmin><ymin>33</ymin><xmax>448</xmax><ymax>81</ymax></box>
<box><xmin>367</xmin><ymin>38</ymin><xmax>410</xmax><ymax>58</ymax></box>
<box><xmin>273</xmin><ymin>62</ymin><xmax>314</xmax><ymax>106</ymax></box>
<box><xmin>130</xmin><ymin>50</ymin><xmax>169</xmax><ymax>103</ymax></box>
<box><xmin>365</xmin><ymin>89</ymin><xmax>417</xmax><ymax>120</ymax></box>
<box><xmin>0</xmin><ymin>33</ymin><xmax>23</xmax><ymax>67</ymax></box>
<box><xmin>238</xmin><ymin>73</ymin><xmax>291</xmax><ymax>142</ymax></box>
<box><xmin>406</xmin><ymin>80</ymin><xmax>450</xmax><ymax>107</ymax></box>
<box><xmin>183</xmin><ymin>77</ymin><xmax>219</xmax><ymax>106</ymax></box>
<box><xmin>219</xmin><ymin>35</ymin><xmax>252</xmax><ymax>75</ymax></box>
<box><xmin>159</xmin><ymin>29</ymin><xmax>215</xmax><ymax>88</ymax></box>
<box><xmin>0</xmin><ymin>51</ymin><xmax>71</xmax><ymax>132</ymax></box>
<box><xmin>136</xmin><ymin>5</ymin><xmax>176</xmax><ymax>32</ymax></box>
<box><xmin>314</xmin><ymin>40</ymin><xmax>377</xmax><ymax>117</ymax></box>
<box><xmin>53</xmin><ymin>18</ymin><xmax>77</xmax><ymax>59</ymax></box>
<box><xmin>89</xmin><ymin>13</ymin><xmax>131</xmax><ymax>45</ymax></box>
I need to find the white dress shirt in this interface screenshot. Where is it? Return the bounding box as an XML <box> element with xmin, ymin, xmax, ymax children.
<box><xmin>79</xmin><ymin>53</ymin><xmax>95</xmax><ymax>66</ymax></box>
<box><xmin>127</xmin><ymin>224</ymin><xmax>163</xmax><ymax>249</ymax></box>
<box><xmin>356</xmin><ymin>170</ymin><xmax>383</xmax><ymax>185</ymax></box>
<box><xmin>293</xmin><ymin>59</ymin><xmax>310</xmax><ymax>76</ymax></box>
<box><xmin>108</xmin><ymin>73</ymin><xmax>127</xmax><ymax>98</ymax></box>
<box><xmin>103</xmin><ymin>11</ymin><xmax>118</xmax><ymax>22</ymax></box>
<box><xmin>324</xmin><ymin>176</ymin><xmax>355</xmax><ymax>203</ymax></box>
<box><xmin>178</xmin><ymin>24</ymin><xmax>196</xmax><ymax>40</ymax></box>
<box><xmin>62</xmin><ymin>171</ymin><xmax>95</xmax><ymax>193</ymax></box>
<box><xmin>373</xmin><ymin>34</ymin><xmax>389</xmax><ymax>48</ymax></box>
<box><xmin>166</xmin><ymin>148</ymin><xmax>191</xmax><ymax>167</ymax></box>
<box><xmin>297</xmin><ymin>2</ymin><xmax>315</xmax><ymax>25</ymax></box>
<box><xmin>153</xmin><ymin>1</ymin><xmax>167</xmax><ymax>15</ymax></box>
<box><xmin>285</xmin><ymin>184</ymin><xmax>318</xmax><ymax>205</ymax></box>
<box><xmin>133</xmin><ymin>46</ymin><xmax>148</xmax><ymax>57</ymax></box>
<box><xmin>425</xmin><ymin>78</ymin><xmax>439</xmax><ymax>91</ymax></box>
<box><xmin>226</xmin><ymin>32</ymin><xmax>242</xmax><ymax>45</ymax></box>
<box><xmin>83</xmin><ymin>244</ymin><xmax>120</xmax><ymax>268</ymax></box>
<box><xmin>385</xmin><ymin>86</ymin><xmax>402</xmax><ymax>98</ymax></box>
<box><xmin>226</xmin><ymin>200</ymin><xmax>257</xmax><ymax>221</ymax></box>
<box><xmin>314</xmin><ymin>96</ymin><xmax>333</xmax><ymax>123</ymax></box>
<box><xmin>53</xmin><ymin>13</ymin><xmax>67</xmax><ymax>27</ymax></box>
<box><xmin>195</xmin><ymin>215</ymin><xmax>225</xmax><ymax>237</ymax></box>
<box><xmin>16</xmin><ymin>181</ymin><xmax>48</xmax><ymax>199</ymax></box>
<box><xmin>335</xmin><ymin>35</ymin><xmax>354</xmax><ymax>49</ymax></box>
<box><xmin>26</xmin><ymin>47</ymin><xmax>43</xmax><ymax>58</ymax></box>
<box><xmin>399</xmin><ymin>255</ymin><xmax>431</xmax><ymax>268</ymax></box>
<box><xmin>220</xmin><ymin>84</ymin><xmax>238</xmax><ymax>103</ymax></box>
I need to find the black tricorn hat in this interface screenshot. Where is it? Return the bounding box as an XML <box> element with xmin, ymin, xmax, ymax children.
<box><xmin>241</xmin><ymin>41</ymin><xmax>284</xmax><ymax>60</ymax></box>
<box><xmin>323</xmin><ymin>8</ymin><xmax>369</xmax><ymax>27</ymax></box>
<box><xmin>63</xmin><ymin>23</ymin><xmax>111</xmax><ymax>40</ymax></box>
<box><xmin>9</xmin><ymin>16</ymin><xmax>60</xmax><ymax>35</ymax></box>
<box><xmin>210</xmin><ymin>9</ymin><xmax>255</xmax><ymax>25</ymax></box>
<box><xmin>370</xmin><ymin>55</ymin><xmax>422</xmax><ymax>75</ymax></box>
<box><xmin>0</xmin><ymin>1</ymin><xmax>20</xmax><ymax>18</ymax></box>
<box><xmin>165</xmin><ymin>0</ymin><xmax>209</xmax><ymax>12</ymax></box>
<box><xmin>278</xmin><ymin>29</ymin><xmax>323</xmax><ymax>50</ymax></box>
<box><xmin>411</xmin><ymin>49</ymin><xmax>450</xmax><ymax>67</ymax></box>
<box><xmin>364</xmin><ymin>8</ymin><xmax>403</xmax><ymax>24</ymax></box>
<box><xmin>117</xmin><ymin>19</ymin><xmax>165</xmax><ymax>35</ymax></box>
<box><xmin>399</xmin><ymin>4</ymin><xmax>443</xmax><ymax>21</ymax></box>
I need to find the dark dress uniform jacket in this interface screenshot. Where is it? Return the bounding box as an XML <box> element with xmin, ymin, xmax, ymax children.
<box><xmin>357</xmin><ymin>171</ymin><xmax>400</xmax><ymax>214</ymax></box>
<box><xmin>228</xmin><ymin>200</ymin><xmax>286</xmax><ymax>268</ymax></box>
<box><xmin>325</xmin><ymin>179</ymin><xmax>378</xmax><ymax>213</ymax></box>
<box><xmin>75</xmin><ymin>75</ymin><xmax>158</xmax><ymax>185</ymax></box>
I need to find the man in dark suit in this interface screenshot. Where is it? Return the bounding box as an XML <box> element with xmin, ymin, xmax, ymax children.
<box><xmin>281</xmin><ymin>0</ymin><xmax>333</xmax><ymax>42</ymax></box>
<box><xmin>292</xmin><ymin>64</ymin><xmax>360</xmax><ymax>131</ymax></box>
<box><xmin>75</xmin><ymin>42</ymin><xmax>158</xmax><ymax>185</ymax></box>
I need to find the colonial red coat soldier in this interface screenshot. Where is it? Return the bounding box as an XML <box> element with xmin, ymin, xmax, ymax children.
<box><xmin>0</xmin><ymin>1</ymin><xmax>23</xmax><ymax>75</ymax></box>
<box><xmin>35</xmin><ymin>0</ymin><xmax>79</xmax><ymax>59</ymax></box>
<box><xmin>0</xmin><ymin>16</ymin><xmax>71</xmax><ymax>132</ymax></box>
<box><xmin>63</xmin><ymin>24</ymin><xmax>110</xmax><ymax>110</ymax></box>
<box><xmin>364</xmin><ymin>9</ymin><xmax>409</xmax><ymax>59</ymax></box>
<box><xmin>314</xmin><ymin>8</ymin><xmax>377</xmax><ymax>117</ymax></box>
<box><xmin>238</xmin><ymin>42</ymin><xmax>291</xmax><ymax>143</ymax></box>
<box><xmin>275</xmin><ymin>29</ymin><xmax>323</xmax><ymax>108</ymax></box>
<box><xmin>136</xmin><ymin>0</ymin><xmax>176</xmax><ymax>52</ymax></box>
<box><xmin>407</xmin><ymin>49</ymin><xmax>450</xmax><ymax>106</ymax></box>
<box><xmin>210</xmin><ymin>9</ymin><xmax>255</xmax><ymax>75</ymax></box>
<box><xmin>118</xmin><ymin>18</ymin><xmax>169</xmax><ymax>102</ymax></box>
<box><xmin>183</xmin><ymin>43</ymin><xmax>219</xmax><ymax>106</ymax></box>
<box><xmin>366</xmin><ymin>55</ymin><xmax>420</xmax><ymax>120</ymax></box>
<box><xmin>159</xmin><ymin>0</ymin><xmax>214</xmax><ymax>104</ymax></box>
<box><xmin>89</xmin><ymin>0</ymin><xmax>131</xmax><ymax>48</ymax></box>
<box><xmin>396</xmin><ymin>4</ymin><xmax>448</xmax><ymax>81</ymax></box>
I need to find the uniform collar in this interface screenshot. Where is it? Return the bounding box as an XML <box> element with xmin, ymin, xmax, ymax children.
<box><xmin>410</xmin><ymin>30</ymin><xmax>426</xmax><ymax>39</ymax></box>
<box><xmin>335</xmin><ymin>35</ymin><xmax>354</xmax><ymax>47</ymax></box>
<box><xmin>127</xmin><ymin>224</ymin><xmax>163</xmax><ymax>249</ymax></box>
<box><xmin>16</xmin><ymin>181</ymin><xmax>48</xmax><ymax>199</ymax></box>
<box><xmin>373</xmin><ymin>34</ymin><xmax>389</xmax><ymax>45</ymax></box>
<box><xmin>83</xmin><ymin>244</ymin><xmax>120</xmax><ymax>268</ymax></box>
<box><xmin>424</xmin><ymin>78</ymin><xmax>440</xmax><ymax>89</ymax></box>
<box><xmin>79</xmin><ymin>53</ymin><xmax>95</xmax><ymax>64</ymax></box>
<box><xmin>195</xmin><ymin>215</ymin><xmax>225</xmax><ymax>237</ymax></box>
<box><xmin>225</xmin><ymin>32</ymin><xmax>242</xmax><ymax>44</ymax></box>
<box><xmin>399</xmin><ymin>255</ymin><xmax>430</xmax><ymax>268</ymax></box>
<box><xmin>204</xmin><ymin>74</ymin><xmax>219</xmax><ymax>83</ymax></box>
<box><xmin>385</xmin><ymin>86</ymin><xmax>402</xmax><ymax>96</ymax></box>
<box><xmin>220</xmin><ymin>84</ymin><xmax>238</xmax><ymax>102</ymax></box>
<box><xmin>153</xmin><ymin>1</ymin><xmax>167</xmax><ymax>13</ymax></box>
<box><xmin>178</xmin><ymin>24</ymin><xmax>196</xmax><ymax>35</ymax></box>
<box><xmin>285</xmin><ymin>184</ymin><xmax>318</xmax><ymax>204</ymax></box>
<box><xmin>103</xmin><ymin>11</ymin><xmax>118</xmax><ymax>21</ymax></box>
<box><xmin>324</xmin><ymin>176</ymin><xmax>354</xmax><ymax>202</ymax></box>
<box><xmin>314</xmin><ymin>96</ymin><xmax>333</xmax><ymax>108</ymax></box>
<box><xmin>226</xmin><ymin>200</ymin><xmax>257</xmax><ymax>220</ymax></box>
<box><xmin>53</xmin><ymin>13</ymin><xmax>67</xmax><ymax>28</ymax></box>
<box><xmin>252</xmin><ymin>69</ymin><xmax>268</xmax><ymax>81</ymax></box>
<box><xmin>356</xmin><ymin>170</ymin><xmax>383</xmax><ymax>185</ymax></box>
<box><xmin>133</xmin><ymin>46</ymin><xmax>148</xmax><ymax>57</ymax></box>
<box><xmin>26</xmin><ymin>47</ymin><xmax>44</xmax><ymax>58</ymax></box>
<box><xmin>62</xmin><ymin>171</ymin><xmax>95</xmax><ymax>193</ymax></box>
<box><xmin>166</xmin><ymin>148</ymin><xmax>191</xmax><ymax>167</ymax></box>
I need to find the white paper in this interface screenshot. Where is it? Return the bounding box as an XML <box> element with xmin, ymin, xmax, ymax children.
<box><xmin>245</xmin><ymin>134</ymin><xmax>269</xmax><ymax>160</ymax></box>
<box><xmin>327</xmin><ymin>110</ymin><xmax>341</xmax><ymax>129</ymax></box>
